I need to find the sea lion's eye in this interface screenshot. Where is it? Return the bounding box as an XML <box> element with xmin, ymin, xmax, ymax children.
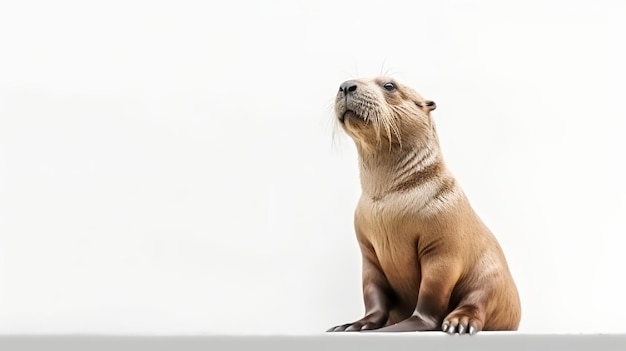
<box><xmin>383</xmin><ymin>82</ymin><xmax>396</xmax><ymax>91</ymax></box>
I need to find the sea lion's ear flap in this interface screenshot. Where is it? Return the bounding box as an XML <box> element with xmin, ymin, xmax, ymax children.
<box><xmin>424</xmin><ymin>100</ymin><xmax>436</xmax><ymax>112</ymax></box>
<box><xmin>417</xmin><ymin>100</ymin><xmax>437</xmax><ymax>112</ymax></box>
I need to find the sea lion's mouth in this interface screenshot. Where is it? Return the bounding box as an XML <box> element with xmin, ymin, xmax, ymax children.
<box><xmin>340</xmin><ymin>110</ymin><xmax>359</xmax><ymax>123</ymax></box>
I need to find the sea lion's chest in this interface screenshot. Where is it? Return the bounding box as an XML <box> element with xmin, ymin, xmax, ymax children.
<box><xmin>356</xmin><ymin>194</ymin><xmax>422</xmax><ymax>306</ymax></box>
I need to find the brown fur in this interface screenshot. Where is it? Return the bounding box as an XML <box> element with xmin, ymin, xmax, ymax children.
<box><xmin>327</xmin><ymin>77</ymin><xmax>521</xmax><ymax>334</ymax></box>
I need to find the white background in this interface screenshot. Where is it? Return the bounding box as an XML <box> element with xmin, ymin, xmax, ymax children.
<box><xmin>1</xmin><ymin>0</ymin><xmax>625</xmax><ymax>335</ymax></box>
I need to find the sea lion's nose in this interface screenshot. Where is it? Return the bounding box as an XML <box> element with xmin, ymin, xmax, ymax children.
<box><xmin>339</xmin><ymin>80</ymin><xmax>358</xmax><ymax>94</ymax></box>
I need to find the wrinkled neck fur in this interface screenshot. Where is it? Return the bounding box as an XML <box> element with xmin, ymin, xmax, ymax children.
<box><xmin>357</xmin><ymin>139</ymin><xmax>443</xmax><ymax>200</ymax></box>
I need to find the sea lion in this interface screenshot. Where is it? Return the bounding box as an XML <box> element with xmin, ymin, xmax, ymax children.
<box><xmin>326</xmin><ymin>77</ymin><xmax>521</xmax><ymax>335</ymax></box>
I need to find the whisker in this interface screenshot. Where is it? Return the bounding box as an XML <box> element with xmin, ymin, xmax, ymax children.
<box><xmin>381</xmin><ymin>115</ymin><xmax>393</xmax><ymax>151</ymax></box>
<box><xmin>371</xmin><ymin>114</ymin><xmax>382</xmax><ymax>147</ymax></box>
<box><xmin>331</xmin><ymin>121</ymin><xmax>344</xmax><ymax>150</ymax></box>
<box><xmin>383</xmin><ymin>67</ymin><xmax>399</xmax><ymax>78</ymax></box>
<box><xmin>390</xmin><ymin>118</ymin><xmax>402</xmax><ymax>150</ymax></box>
<box><xmin>379</xmin><ymin>58</ymin><xmax>388</xmax><ymax>77</ymax></box>
<box><xmin>325</xmin><ymin>101</ymin><xmax>335</xmax><ymax>112</ymax></box>
<box><xmin>341</xmin><ymin>70</ymin><xmax>355</xmax><ymax>79</ymax></box>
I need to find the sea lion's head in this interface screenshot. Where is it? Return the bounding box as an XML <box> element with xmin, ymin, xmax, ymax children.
<box><xmin>335</xmin><ymin>77</ymin><xmax>437</xmax><ymax>151</ymax></box>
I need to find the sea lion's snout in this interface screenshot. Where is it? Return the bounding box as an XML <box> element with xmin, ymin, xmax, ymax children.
<box><xmin>335</xmin><ymin>80</ymin><xmax>358</xmax><ymax>123</ymax></box>
<box><xmin>339</xmin><ymin>80</ymin><xmax>358</xmax><ymax>94</ymax></box>
<box><xmin>337</xmin><ymin>80</ymin><xmax>362</xmax><ymax>123</ymax></box>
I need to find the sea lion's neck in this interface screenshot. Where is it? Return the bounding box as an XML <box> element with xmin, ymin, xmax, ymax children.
<box><xmin>357</xmin><ymin>141</ymin><xmax>443</xmax><ymax>200</ymax></box>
